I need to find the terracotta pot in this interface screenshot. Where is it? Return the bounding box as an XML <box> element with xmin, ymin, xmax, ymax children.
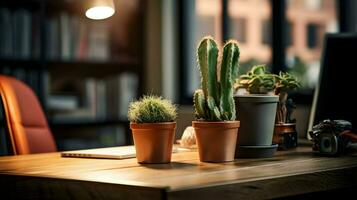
<box><xmin>192</xmin><ymin>121</ymin><xmax>240</xmax><ymax>162</ymax></box>
<box><xmin>130</xmin><ymin>122</ymin><xmax>176</xmax><ymax>164</ymax></box>
<box><xmin>273</xmin><ymin>123</ymin><xmax>298</xmax><ymax>150</ymax></box>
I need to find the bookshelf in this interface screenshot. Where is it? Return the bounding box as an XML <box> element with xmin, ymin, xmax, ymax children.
<box><xmin>0</xmin><ymin>0</ymin><xmax>144</xmax><ymax>150</ymax></box>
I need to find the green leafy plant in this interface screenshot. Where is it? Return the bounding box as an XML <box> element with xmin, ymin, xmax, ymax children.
<box><xmin>235</xmin><ymin>65</ymin><xmax>301</xmax><ymax>123</ymax></box>
<box><xmin>236</xmin><ymin>65</ymin><xmax>275</xmax><ymax>94</ymax></box>
<box><xmin>194</xmin><ymin>36</ymin><xmax>240</xmax><ymax>121</ymax></box>
<box><xmin>274</xmin><ymin>71</ymin><xmax>300</xmax><ymax>94</ymax></box>
<box><xmin>128</xmin><ymin>95</ymin><xmax>177</xmax><ymax>123</ymax></box>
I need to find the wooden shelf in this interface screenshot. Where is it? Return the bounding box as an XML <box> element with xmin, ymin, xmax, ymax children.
<box><xmin>0</xmin><ymin>57</ymin><xmax>43</xmax><ymax>68</ymax></box>
<box><xmin>43</xmin><ymin>0</ymin><xmax>85</xmax><ymax>14</ymax></box>
<box><xmin>0</xmin><ymin>0</ymin><xmax>42</xmax><ymax>9</ymax></box>
<box><xmin>1</xmin><ymin>0</ymin><xmax>144</xmax><ymax>147</ymax></box>
<box><xmin>0</xmin><ymin>57</ymin><xmax>139</xmax><ymax>74</ymax></box>
<box><xmin>49</xmin><ymin>119</ymin><xmax>129</xmax><ymax>127</ymax></box>
<box><xmin>47</xmin><ymin>58</ymin><xmax>139</xmax><ymax>78</ymax></box>
<box><xmin>47</xmin><ymin>57</ymin><xmax>139</xmax><ymax>68</ymax></box>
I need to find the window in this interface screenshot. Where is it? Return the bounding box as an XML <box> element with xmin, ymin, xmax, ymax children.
<box><xmin>180</xmin><ymin>0</ymin><xmax>222</xmax><ymax>102</ymax></box>
<box><xmin>262</xmin><ymin>19</ymin><xmax>272</xmax><ymax>45</ymax></box>
<box><xmin>286</xmin><ymin>0</ymin><xmax>338</xmax><ymax>89</ymax></box>
<box><xmin>228</xmin><ymin>0</ymin><xmax>272</xmax><ymax>75</ymax></box>
<box><xmin>195</xmin><ymin>0</ymin><xmax>222</xmax><ymax>43</ymax></box>
<box><xmin>286</xmin><ymin>21</ymin><xmax>293</xmax><ymax>47</ymax></box>
<box><xmin>179</xmin><ymin>0</ymin><xmax>339</xmax><ymax>103</ymax></box>
<box><xmin>230</xmin><ymin>17</ymin><xmax>247</xmax><ymax>43</ymax></box>
<box><xmin>307</xmin><ymin>23</ymin><xmax>319</xmax><ymax>49</ymax></box>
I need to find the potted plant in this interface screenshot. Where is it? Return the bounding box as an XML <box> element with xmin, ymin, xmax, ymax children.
<box><xmin>273</xmin><ymin>72</ymin><xmax>300</xmax><ymax>150</ymax></box>
<box><xmin>128</xmin><ymin>95</ymin><xmax>177</xmax><ymax>164</ymax></box>
<box><xmin>234</xmin><ymin>65</ymin><xmax>279</xmax><ymax>158</ymax></box>
<box><xmin>192</xmin><ymin>36</ymin><xmax>240</xmax><ymax>163</ymax></box>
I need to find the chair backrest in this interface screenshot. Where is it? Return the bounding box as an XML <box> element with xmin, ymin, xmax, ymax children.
<box><xmin>0</xmin><ymin>75</ymin><xmax>56</xmax><ymax>155</ymax></box>
<box><xmin>0</xmin><ymin>95</ymin><xmax>13</xmax><ymax>156</ymax></box>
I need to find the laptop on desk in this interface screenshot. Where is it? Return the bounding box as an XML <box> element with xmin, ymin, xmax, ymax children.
<box><xmin>61</xmin><ymin>145</ymin><xmax>184</xmax><ymax>159</ymax></box>
<box><xmin>61</xmin><ymin>146</ymin><xmax>137</xmax><ymax>159</ymax></box>
<box><xmin>308</xmin><ymin>33</ymin><xmax>357</xmax><ymax>137</ymax></box>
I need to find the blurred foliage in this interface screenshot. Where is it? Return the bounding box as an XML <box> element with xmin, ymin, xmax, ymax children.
<box><xmin>287</xmin><ymin>56</ymin><xmax>309</xmax><ymax>89</ymax></box>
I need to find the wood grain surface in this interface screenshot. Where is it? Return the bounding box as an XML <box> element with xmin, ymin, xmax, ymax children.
<box><xmin>0</xmin><ymin>145</ymin><xmax>357</xmax><ymax>199</ymax></box>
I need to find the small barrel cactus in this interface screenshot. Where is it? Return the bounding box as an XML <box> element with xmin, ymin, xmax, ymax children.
<box><xmin>194</xmin><ymin>36</ymin><xmax>240</xmax><ymax>121</ymax></box>
<box><xmin>128</xmin><ymin>95</ymin><xmax>177</xmax><ymax>123</ymax></box>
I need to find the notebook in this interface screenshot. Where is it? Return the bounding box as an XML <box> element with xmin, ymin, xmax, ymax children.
<box><xmin>61</xmin><ymin>146</ymin><xmax>137</xmax><ymax>159</ymax></box>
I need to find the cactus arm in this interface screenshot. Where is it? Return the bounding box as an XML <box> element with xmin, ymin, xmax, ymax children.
<box><xmin>197</xmin><ymin>37</ymin><xmax>220</xmax><ymax>105</ymax></box>
<box><xmin>194</xmin><ymin>89</ymin><xmax>207</xmax><ymax>119</ymax></box>
<box><xmin>219</xmin><ymin>40</ymin><xmax>240</xmax><ymax>121</ymax></box>
<box><xmin>207</xmin><ymin>96</ymin><xmax>222</xmax><ymax>121</ymax></box>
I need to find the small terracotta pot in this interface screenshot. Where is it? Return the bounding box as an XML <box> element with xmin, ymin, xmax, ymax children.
<box><xmin>273</xmin><ymin>123</ymin><xmax>298</xmax><ymax>150</ymax></box>
<box><xmin>130</xmin><ymin>122</ymin><xmax>176</xmax><ymax>164</ymax></box>
<box><xmin>192</xmin><ymin>121</ymin><xmax>240</xmax><ymax>162</ymax></box>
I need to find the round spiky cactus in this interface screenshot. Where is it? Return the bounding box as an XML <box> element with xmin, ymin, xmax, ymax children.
<box><xmin>128</xmin><ymin>95</ymin><xmax>177</xmax><ymax>123</ymax></box>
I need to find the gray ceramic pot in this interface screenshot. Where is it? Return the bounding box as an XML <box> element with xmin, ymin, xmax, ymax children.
<box><xmin>234</xmin><ymin>95</ymin><xmax>279</xmax><ymax>157</ymax></box>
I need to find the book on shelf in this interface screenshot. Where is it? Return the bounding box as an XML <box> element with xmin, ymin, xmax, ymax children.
<box><xmin>47</xmin><ymin>94</ymin><xmax>79</xmax><ymax>111</ymax></box>
<box><xmin>0</xmin><ymin>8</ymin><xmax>111</xmax><ymax>61</ymax></box>
<box><xmin>0</xmin><ymin>8</ymin><xmax>13</xmax><ymax>57</ymax></box>
<box><xmin>50</xmin><ymin>108</ymin><xmax>96</xmax><ymax>122</ymax></box>
<box><xmin>57</xmin><ymin>126</ymin><xmax>126</xmax><ymax>150</ymax></box>
<box><xmin>0</xmin><ymin>66</ymin><xmax>42</xmax><ymax>97</ymax></box>
<box><xmin>0</xmin><ymin>8</ymin><xmax>40</xmax><ymax>59</ymax></box>
<box><xmin>96</xmin><ymin>80</ymin><xmax>107</xmax><ymax>120</ymax></box>
<box><xmin>31</xmin><ymin>12</ymin><xmax>41</xmax><ymax>59</ymax></box>
<box><xmin>45</xmin><ymin>17</ymin><xmax>60</xmax><ymax>60</ymax></box>
<box><xmin>13</xmin><ymin>9</ymin><xmax>31</xmax><ymax>59</ymax></box>
<box><xmin>118</xmin><ymin>72</ymin><xmax>139</xmax><ymax>119</ymax></box>
<box><xmin>87</xmin><ymin>22</ymin><xmax>110</xmax><ymax>61</ymax></box>
<box><xmin>45</xmin><ymin>12</ymin><xmax>110</xmax><ymax>61</ymax></box>
<box><xmin>60</xmin><ymin>12</ymin><xmax>71</xmax><ymax>60</ymax></box>
<box><xmin>50</xmin><ymin>73</ymin><xmax>139</xmax><ymax>122</ymax></box>
<box><xmin>106</xmin><ymin>72</ymin><xmax>139</xmax><ymax>120</ymax></box>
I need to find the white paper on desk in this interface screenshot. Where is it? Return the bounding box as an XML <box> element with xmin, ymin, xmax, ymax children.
<box><xmin>61</xmin><ymin>146</ymin><xmax>179</xmax><ymax>159</ymax></box>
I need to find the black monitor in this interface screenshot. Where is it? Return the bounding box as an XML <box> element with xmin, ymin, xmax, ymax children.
<box><xmin>309</xmin><ymin>33</ymin><xmax>357</xmax><ymax>133</ymax></box>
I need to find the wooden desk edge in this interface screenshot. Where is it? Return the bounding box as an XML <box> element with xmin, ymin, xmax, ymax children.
<box><xmin>168</xmin><ymin>165</ymin><xmax>357</xmax><ymax>199</ymax></box>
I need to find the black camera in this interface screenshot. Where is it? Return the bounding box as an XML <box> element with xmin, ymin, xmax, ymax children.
<box><xmin>309</xmin><ymin>119</ymin><xmax>356</xmax><ymax>156</ymax></box>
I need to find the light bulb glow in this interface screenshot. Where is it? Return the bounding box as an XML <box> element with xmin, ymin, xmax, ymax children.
<box><xmin>85</xmin><ymin>6</ymin><xmax>115</xmax><ymax>20</ymax></box>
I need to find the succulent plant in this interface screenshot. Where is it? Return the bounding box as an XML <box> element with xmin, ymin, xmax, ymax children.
<box><xmin>194</xmin><ymin>36</ymin><xmax>240</xmax><ymax>121</ymax></box>
<box><xmin>274</xmin><ymin>71</ymin><xmax>300</xmax><ymax>124</ymax></box>
<box><xmin>236</xmin><ymin>65</ymin><xmax>275</xmax><ymax>94</ymax></box>
<box><xmin>128</xmin><ymin>95</ymin><xmax>177</xmax><ymax>123</ymax></box>
<box><xmin>235</xmin><ymin>65</ymin><xmax>300</xmax><ymax>124</ymax></box>
<box><xmin>274</xmin><ymin>71</ymin><xmax>301</xmax><ymax>95</ymax></box>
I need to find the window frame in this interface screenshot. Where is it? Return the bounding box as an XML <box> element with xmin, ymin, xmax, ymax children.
<box><xmin>178</xmin><ymin>0</ymin><xmax>345</xmax><ymax>105</ymax></box>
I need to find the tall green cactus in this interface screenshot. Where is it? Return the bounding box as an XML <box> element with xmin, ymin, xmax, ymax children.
<box><xmin>196</xmin><ymin>37</ymin><xmax>221</xmax><ymax>121</ymax></box>
<box><xmin>194</xmin><ymin>36</ymin><xmax>240</xmax><ymax>121</ymax></box>
<box><xmin>220</xmin><ymin>40</ymin><xmax>240</xmax><ymax>120</ymax></box>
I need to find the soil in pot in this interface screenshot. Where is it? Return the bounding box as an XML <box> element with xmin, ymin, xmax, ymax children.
<box><xmin>130</xmin><ymin>122</ymin><xmax>176</xmax><ymax>164</ymax></box>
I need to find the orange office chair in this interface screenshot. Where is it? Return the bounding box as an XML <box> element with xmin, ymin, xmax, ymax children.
<box><xmin>0</xmin><ymin>75</ymin><xmax>56</xmax><ymax>155</ymax></box>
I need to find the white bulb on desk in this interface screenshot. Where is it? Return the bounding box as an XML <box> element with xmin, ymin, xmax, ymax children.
<box><xmin>180</xmin><ymin>126</ymin><xmax>197</xmax><ymax>148</ymax></box>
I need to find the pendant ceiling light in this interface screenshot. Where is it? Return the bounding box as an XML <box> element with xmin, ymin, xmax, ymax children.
<box><xmin>85</xmin><ymin>0</ymin><xmax>115</xmax><ymax>20</ymax></box>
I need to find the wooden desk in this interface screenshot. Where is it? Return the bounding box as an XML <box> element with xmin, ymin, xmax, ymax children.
<box><xmin>0</xmin><ymin>145</ymin><xmax>357</xmax><ymax>199</ymax></box>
